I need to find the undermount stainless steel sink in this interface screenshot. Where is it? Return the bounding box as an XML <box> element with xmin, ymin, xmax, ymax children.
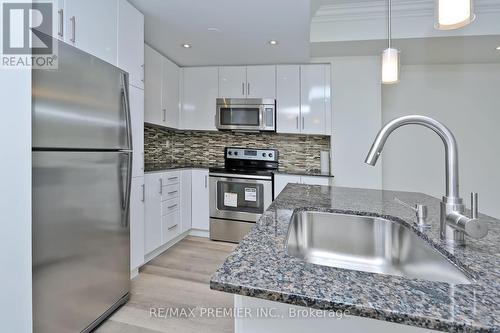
<box><xmin>286</xmin><ymin>211</ymin><xmax>472</xmax><ymax>284</ymax></box>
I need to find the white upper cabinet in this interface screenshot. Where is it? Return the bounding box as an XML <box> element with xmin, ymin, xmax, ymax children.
<box><xmin>246</xmin><ymin>65</ymin><xmax>276</xmax><ymax>99</ymax></box>
<box><xmin>276</xmin><ymin>65</ymin><xmax>301</xmax><ymax>134</ymax></box>
<box><xmin>162</xmin><ymin>57</ymin><xmax>180</xmax><ymax>129</ymax></box>
<box><xmin>219</xmin><ymin>66</ymin><xmax>247</xmax><ymax>98</ymax></box>
<box><xmin>181</xmin><ymin>67</ymin><xmax>218</xmax><ymax>131</ymax></box>
<box><xmin>129</xmin><ymin>86</ymin><xmax>144</xmax><ymax>178</ymax></box>
<box><xmin>144</xmin><ymin>45</ymin><xmax>163</xmax><ymax>126</ymax></box>
<box><xmin>219</xmin><ymin>66</ymin><xmax>276</xmax><ymax>99</ymax></box>
<box><xmin>300</xmin><ymin>64</ymin><xmax>331</xmax><ymax>135</ymax></box>
<box><xmin>64</xmin><ymin>0</ymin><xmax>118</xmax><ymax>65</ymax></box>
<box><xmin>118</xmin><ymin>0</ymin><xmax>144</xmax><ymax>89</ymax></box>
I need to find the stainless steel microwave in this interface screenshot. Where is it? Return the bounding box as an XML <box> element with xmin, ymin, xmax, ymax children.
<box><xmin>216</xmin><ymin>98</ymin><xmax>276</xmax><ymax>132</ymax></box>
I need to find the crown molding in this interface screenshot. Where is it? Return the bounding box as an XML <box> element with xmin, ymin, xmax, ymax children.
<box><xmin>312</xmin><ymin>0</ymin><xmax>500</xmax><ymax>23</ymax></box>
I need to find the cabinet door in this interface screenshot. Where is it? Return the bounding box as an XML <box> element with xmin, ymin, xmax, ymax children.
<box><xmin>130</xmin><ymin>176</ymin><xmax>145</xmax><ymax>270</ymax></box>
<box><xmin>300</xmin><ymin>64</ymin><xmax>327</xmax><ymax>135</ymax></box>
<box><xmin>219</xmin><ymin>66</ymin><xmax>247</xmax><ymax>98</ymax></box>
<box><xmin>191</xmin><ymin>170</ymin><xmax>209</xmax><ymax>231</ymax></box>
<box><xmin>144</xmin><ymin>45</ymin><xmax>163</xmax><ymax>126</ymax></box>
<box><xmin>64</xmin><ymin>0</ymin><xmax>118</xmax><ymax>65</ymax></box>
<box><xmin>162</xmin><ymin>57</ymin><xmax>180</xmax><ymax>128</ymax></box>
<box><xmin>180</xmin><ymin>170</ymin><xmax>192</xmax><ymax>233</ymax></box>
<box><xmin>181</xmin><ymin>67</ymin><xmax>218</xmax><ymax>131</ymax></box>
<box><xmin>276</xmin><ymin>65</ymin><xmax>300</xmax><ymax>134</ymax></box>
<box><xmin>246</xmin><ymin>65</ymin><xmax>276</xmax><ymax>99</ymax></box>
<box><xmin>144</xmin><ymin>173</ymin><xmax>162</xmax><ymax>253</ymax></box>
<box><xmin>274</xmin><ymin>175</ymin><xmax>301</xmax><ymax>199</ymax></box>
<box><xmin>129</xmin><ymin>86</ymin><xmax>144</xmax><ymax>178</ymax></box>
<box><xmin>117</xmin><ymin>0</ymin><xmax>144</xmax><ymax>89</ymax></box>
<box><xmin>301</xmin><ymin>176</ymin><xmax>331</xmax><ymax>186</ymax></box>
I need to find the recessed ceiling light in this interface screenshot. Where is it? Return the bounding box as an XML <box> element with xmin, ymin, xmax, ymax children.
<box><xmin>268</xmin><ymin>40</ymin><xmax>278</xmax><ymax>46</ymax></box>
<box><xmin>207</xmin><ymin>27</ymin><xmax>221</xmax><ymax>32</ymax></box>
<box><xmin>182</xmin><ymin>43</ymin><xmax>192</xmax><ymax>48</ymax></box>
<box><xmin>496</xmin><ymin>46</ymin><xmax>500</xmax><ymax>51</ymax></box>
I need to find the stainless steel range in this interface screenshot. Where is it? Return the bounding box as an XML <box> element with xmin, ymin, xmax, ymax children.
<box><xmin>209</xmin><ymin>147</ymin><xmax>278</xmax><ymax>243</ymax></box>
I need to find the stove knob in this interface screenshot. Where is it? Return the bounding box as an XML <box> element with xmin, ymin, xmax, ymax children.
<box><xmin>269</xmin><ymin>153</ymin><xmax>273</xmax><ymax>158</ymax></box>
<box><xmin>228</xmin><ymin>151</ymin><xmax>232</xmax><ymax>155</ymax></box>
<box><xmin>262</xmin><ymin>153</ymin><xmax>266</xmax><ymax>157</ymax></box>
<box><xmin>234</xmin><ymin>151</ymin><xmax>238</xmax><ymax>156</ymax></box>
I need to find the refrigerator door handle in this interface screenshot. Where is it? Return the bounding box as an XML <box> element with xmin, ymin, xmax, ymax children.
<box><xmin>119</xmin><ymin>152</ymin><xmax>133</xmax><ymax>228</ymax></box>
<box><xmin>121</xmin><ymin>73</ymin><xmax>133</xmax><ymax>150</ymax></box>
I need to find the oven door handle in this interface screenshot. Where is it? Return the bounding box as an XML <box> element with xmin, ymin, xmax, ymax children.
<box><xmin>209</xmin><ymin>173</ymin><xmax>272</xmax><ymax>181</ymax></box>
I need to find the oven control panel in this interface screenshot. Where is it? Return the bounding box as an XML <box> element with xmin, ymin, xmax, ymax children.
<box><xmin>225</xmin><ymin>147</ymin><xmax>278</xmax><ymax>162</ymax></box>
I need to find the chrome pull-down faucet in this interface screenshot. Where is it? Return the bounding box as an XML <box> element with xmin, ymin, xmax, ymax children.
<box><xmin>365</xmin><ymin>115</ymin><xmax>488</xmax><ymax>246</ymax></box>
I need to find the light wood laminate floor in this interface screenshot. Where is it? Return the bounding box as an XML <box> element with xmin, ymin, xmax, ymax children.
<box><xmin>96</xmin><ymin>236</ymin><xmax>237</xmax><ymax>333</ymax></box>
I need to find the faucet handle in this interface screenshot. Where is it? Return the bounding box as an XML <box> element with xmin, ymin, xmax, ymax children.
<box><xmin>471</xmin><ymin>192</ymin><xmax>478</xmax><ymax>219</ymax></box>
<box><xmin>394</xmin><ymin>197</ymin><xmax>430</xmax><ymax>227</ymax></box>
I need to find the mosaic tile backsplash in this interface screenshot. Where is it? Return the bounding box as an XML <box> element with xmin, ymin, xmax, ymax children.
<box><xmin>144</xmin><ymin>125</ymin><xmax>331</xmax><ymax>173</ymax></box>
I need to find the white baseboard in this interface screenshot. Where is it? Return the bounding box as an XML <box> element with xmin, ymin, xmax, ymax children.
<box><xmin>130</xmin><ymin>268</ymin><xmax>139</xmax><ymax>279</ymax></box>
<box><xmin>188</xmin><ymin>229</ymin><xmax>209</xmax><ymax>238</ymax></box>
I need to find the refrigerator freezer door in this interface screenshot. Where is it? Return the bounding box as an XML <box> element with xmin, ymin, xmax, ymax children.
<box><xmin>32</xmin><ymin>39</ymin><xmax>131</xmax><ymax>150</ymax></box>
<box><xmin>32</xmin><ymin>151</ymin><xmax>131</xmax><ymax>333</ymax></box>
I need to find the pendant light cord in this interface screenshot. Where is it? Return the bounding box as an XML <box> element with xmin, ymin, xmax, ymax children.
<box><xmin>388</xmin><ymin>0</ymin><xmax>392</xmax><ymax>49</ymax></box>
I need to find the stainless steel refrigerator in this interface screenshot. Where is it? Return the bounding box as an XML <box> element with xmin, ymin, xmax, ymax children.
<box><xmin>32</xmin><ymin>38</ymin><xmax>132</xmax><ymax>333</ymax></box>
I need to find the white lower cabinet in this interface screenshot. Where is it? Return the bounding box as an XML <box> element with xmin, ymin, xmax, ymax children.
<box><xmin>191</xmin><ymin>169</ymin><xmax>210</xmax><ymax>231</ymax></box>
<box><xmin>143</xmin><ymin>169</ymin><xmax>206</xmax><ymax>258</ymax></box>
<box><xmin>274</xmin><ymin>174</ymin><xmax>331</xmax><ymax>199</ymax></box>
<box><xmin>180</xmin><ymin>170</ymin><xmax>192</xmax><ymax>233</ymax></box>
<box><xmin>144</xmin><ymin>173</ymin><xmax>162</xmax><ymax>254</ymax></box>
<box><xmin>130</xmin><ymin>176</ymin><xmax>145</xmax><ymax>270</ymax></box>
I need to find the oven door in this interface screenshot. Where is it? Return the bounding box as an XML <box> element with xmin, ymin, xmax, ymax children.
<box><xmin>209</xmin><ymin>176</ymin><xmax>273</xmax><ymax>222</ymax></box>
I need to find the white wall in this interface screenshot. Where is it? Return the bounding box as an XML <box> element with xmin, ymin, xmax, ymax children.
<box><xmin>314</xmin><ymin>56</ymin><xmax>382</xmax><ymax>189</ymax></box>
<box><xmin>0</xmin><ymin>67</ymin><xmax>32</xmax><ymax>331</ymax></box>
<box><xmin>382</xmin><ymin>63</ymin><xmax>500</xmax><ymax>219</ymax></box>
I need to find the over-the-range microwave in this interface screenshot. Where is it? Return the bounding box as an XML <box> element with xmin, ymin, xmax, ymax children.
<box><xmin>215</xmin><ymin>98</ymin><xmax>276</xmax><ymax>132</ymax></box>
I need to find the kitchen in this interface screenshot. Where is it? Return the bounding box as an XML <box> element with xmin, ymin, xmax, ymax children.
<box><xmin>1</xmin><ymin>0</ymin><xmax>499</xmax><ymax>332</ymax></box>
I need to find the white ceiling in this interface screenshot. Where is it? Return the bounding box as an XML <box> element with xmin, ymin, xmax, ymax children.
<box><xmin>129</xmin><ymin>0</ymin><xmax>312</xmax><ymax>66</ymax></box>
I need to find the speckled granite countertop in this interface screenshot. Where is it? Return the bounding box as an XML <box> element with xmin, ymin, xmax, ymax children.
<box><xmin>210</xmin><ymin>184</ymin><xmax>500</xmax><ymax>332</ymax></box>
<box><xmin>144</xmin><ymin>163</ymin><xmax>212</xmax><ymax>172</ymax></box>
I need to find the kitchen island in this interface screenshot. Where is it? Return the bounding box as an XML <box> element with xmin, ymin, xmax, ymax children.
<box><xmin>210</xmin><ymin>184</ymin><xmax>499</xmax><ymax>333</ymax></box>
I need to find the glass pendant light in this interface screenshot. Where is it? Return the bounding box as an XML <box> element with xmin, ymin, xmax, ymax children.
<box><xmin>382</xmin><ymin>0</ymin><xmax>400</xmax><ymax>84</ymax></box>
<box><xmin>435</xmin><ymin>0</ymin><xmax>475</xmax><ymax>30</ymax></box>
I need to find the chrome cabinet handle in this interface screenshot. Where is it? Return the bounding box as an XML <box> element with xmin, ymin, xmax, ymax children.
<box><xmin>205</xmin><ymin>175</ymin><xmax>208</xmax><ymax>188</ymax></box>
<box><xmin>302</xmin><ymin>116</ymin><xmax>305</xmax><ymax>130</ymax></box>
<box><xmin>296</xmin><ymin>116</ymin><xmax>299</xmax><ymax>129</ymax></box>
<box><xmin>168</xmin><ymin>177</ymin><xmax>178</xmax><ymax>181</ymax></box>
<box><xmin>167</xmin><ymin>204</ymin><xmax>178</xmax><ymax>209</ymax></box>
<box><xmin>141</xmin><ymin>184</ymin><xmax>145</xmax><ymax>202</ymax></box>
<box><xmin>162</xmin><ymin>109</ymin><xmax>166</xmax><ymax>121</ymax></box>
<box><xmin>167</xmin><ymin>191</ymin><xmax>178</xmax><ymax>195</ymax></box>
<box><xmin>168</xmin><ymin>224</ymin><xmax>178</xmax><ymax>230</ymax></box>
<box><xmin>159</xmin><ymin>178</ymin><xmax>163</xmax><ymax>194</ymax></box>
<box><xmin>247</xmin><ymin>82</ymin><xmax>250</xmax><ymax>96</ymax></box>
<box><xmin>141</xmin><ymin>64</ymin><xmax>145</xmax><ymax>83</ymax></box>
<box><xmin>70</xmin><ymin>16</ymin><xmax>76</xmax><ymax>43</ymax></box>
<box><xmin>242</xmin><ymin>82</ymin><xmax>245</xmax><ymax>96</ymax></box>
<box><xmin>58</xmin><ymin>9</ymin><xmax>63</xmax><ymax>37</ymax></box>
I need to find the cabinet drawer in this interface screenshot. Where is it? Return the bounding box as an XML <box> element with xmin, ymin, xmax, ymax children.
<box><xmin>162</xmin><ymin>198</ymin><xmax>180</xmax><ymax>216</ymax></box>
<box><xmin>162</xmin><ymin>171</ymin><xmax>180</xmax><ymax>185</ymax></box>
<box><xmin>162</xmin><ymin>210</ymin><xmax>180</xmax><ymax>243</ymax></box>
<box><xmin>162</xmin><ymin>183</ymin><xmax>180</xmax><ymax>201</ymax></box>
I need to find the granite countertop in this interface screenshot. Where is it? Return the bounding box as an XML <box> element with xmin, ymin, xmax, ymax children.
<box><xmin>210</xmin><ymin>184</ymin><xmax>500</xmax><ymax>332</ymax></box>
<box><xmin>145</xmin><ymin>163</ymin><xmax>334</xmax><ymax>177</ymax></box>
<box><xmin>144</xmin><ymin>163</ymin><xmax>212</xmax><ymax>172</ymax></box>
